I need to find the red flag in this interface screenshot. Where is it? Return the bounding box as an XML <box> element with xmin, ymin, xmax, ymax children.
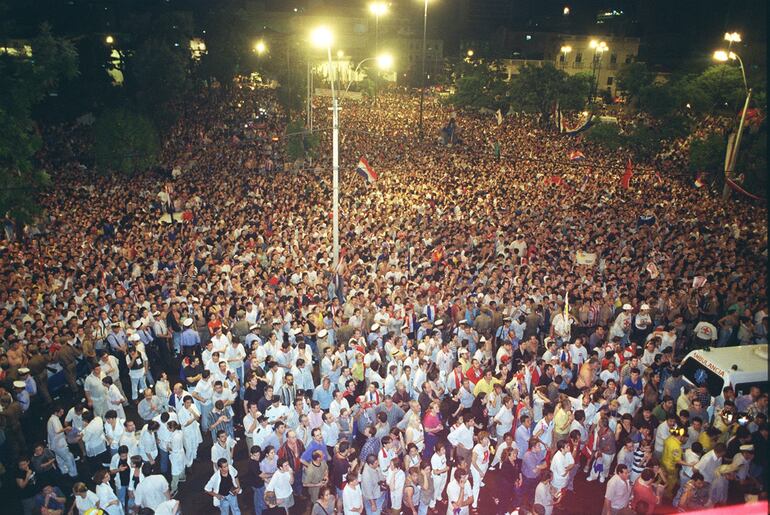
<box><xmin>654</xmin><ymin>170</ymin><xmax>663</xmax><ymax>186</ymax></box>
<box><xmin>621</xmin><ymin>158</ymin><xmax>633</xmax><ymax>189</ymax></box>
<box><xmin>694</xmin><ymin>173</ymin><xmax>705</xmax><ymax>188</ymax></box>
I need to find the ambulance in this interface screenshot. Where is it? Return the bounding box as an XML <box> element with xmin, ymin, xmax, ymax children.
<box><xmin>679</xmin><ymin>344</ymin><xmax>768</xmax><ymax>398</ymax></box>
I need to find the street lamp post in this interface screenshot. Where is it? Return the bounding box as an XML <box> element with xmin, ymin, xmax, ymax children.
<box><xmin>589</xmin><ymin>40</ymin><xmax>607</xmax><ymax>102</ymax></box>
<box><xmin>369</xmin><ymin>2</ymin><xmax>388</xmax><ymax>102</ymax></box>
<box><xmin>311</xmin><ymin>27</ymin><xmax>340</xmax><ymax>269</ymax></box>
<box><xmin>418</xmin><ymin>0</ymin><xmax>429</xmax><ymax>139</ymax></box>
<box><xmin>714</xmin><ymin>49</ymin><xmax>751</xmax><ymax>199</ymax></box>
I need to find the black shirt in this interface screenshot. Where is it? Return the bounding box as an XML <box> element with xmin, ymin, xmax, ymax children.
<box><xmin>16</xmin><ymin>468</ymin><xmax>38</xmax><ymax>498</ymax></box>
<box><xmin>218</xmin><ymin>473</ymin><xmax>234</xmax><ymax>496</ymax></box>
<box><xmin>118</xmin><ymin>458</ymin><xmax>130</xmax><ymax>486</ymax></box>
<box><xmin>248</xmin><ymin>459</ymin><xmax>265</xmax><ymax>488</ymax></box>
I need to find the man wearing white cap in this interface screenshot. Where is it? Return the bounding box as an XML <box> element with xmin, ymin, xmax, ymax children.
<box><xmin>610</xmin><ymin>304</ymin><xmax>634</xmax><ymax>345</ymax></box>
<box><xmin>13</xmin><ymin>380</ymin><xmax>30</xmax><ymax>413</ymax></box>
<box><xmin>244</xmin><ymin>324</ymin><xmax>262</xmax><ymax>350</ymax></box>
<box><xmin>180</xmin><ymin>318</ymin><xmax>201</xmax><ymax>358</ymax></box>
<box><xmin>632</xmin><ymin>304</ymin><xmax>653</xmax><ymax>343</ymax></box>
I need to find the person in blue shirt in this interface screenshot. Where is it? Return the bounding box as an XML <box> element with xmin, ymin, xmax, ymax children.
<box><xmin>180</xmin><ymin>318</ymin><xmax>201</xmax><ymax>358</ymax></box>
<box><xmin>14</xmin><ymin>381</ymin><xmax>31</xmax><ymax>413</ymax></box>
<box><xmin>300</xmin><ymin>428</ymin><xmax>331</xmax><ymax>465</ymax></box>
<box><xmin>312</xmin><ymin>378</ymin><xmax>335</xmax><ymax>411</ymax></box>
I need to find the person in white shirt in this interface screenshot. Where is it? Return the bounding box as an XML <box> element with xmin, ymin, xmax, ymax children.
<box><xmin>178</xmin><ymin>396</ymin><xmax>203</xmax><ymax>467</ymax></box>
<box><xmin>343</xmin><ymin>472</ymin><xmax>364</xmax><ymax>515</ymax></box>
<box><xmin>225</xmin><ymin>339</ymin><xmax>246</xmax><ymax>383</ymax></box>
<box><xmin>266</xmin><ymin>458</ymin><xmax>296</xmax><ymax>511</ymax></box>
<box><xmin>534</xmin><ymin>471</ymin><xmax>558</xmax><ymax>515</ymax></box>
<box><xmin>119</xmin><ymin>420</ymin><xmax>140</xmax><ymax>457</ymax></box>
<box><xmin>103</xmin><ymin>376</ymin><xmax>127</xmax><ymax>419</ymax></box>
<box><xmin>329</xmin><ymin>390</ymin><xmax>350</xmax><ymax>419</ymax></box>
<box><xmin>491</xmin><ymin>433</ymin><xmax>518</xmax><ymax>469</ymax></box>
<box><xmin>139</xmin><ymin>420</ymin><xmax>160</xmax><ymax>467</ymax></box>
<box><xmin>205</xmin><ymin>459</ymin><xmax>241</xmax><ymax>514</ymax></box>
<box><xmin>446</xmin><ymin>468</ymin><xmax>473</xmax><ymax>515</ymax></box>
<box><xmin>211</xmin><ymin>429</ymin><xmax>237</xmax><ymax>471</ymax></box>
<box><xmin>82</xmin><ymin>411</ymin><xmax>108</xmax><ymax>470</ymax></box>
<box><xmin>618</xmin><ymin>389</ymin><xmax>641</xmax><ymax>416</ymax></box>
<box><xmin>167</xmin><ymin>421</ymin><xmax>186</xmax><ymax>494</ymax></box>
<box><xmin>493</xmin><ymin>396</ymin><xmax>515</xmax><ymax>440</ymax></box>
<box><xmin>134</xmin><ymin>467</ymin><xmax>171</xmax><ymax>510</ymax></box>
<box><xmin>549</xmin><ymin>439</ymin><xmax>575</xmax><ymax>493</ymax></box>
<box><xmin>430</xmin><ymin>442</ymin><xmax>449</xmax><ymax>508</ymax></box>
<box><xmin>447</xmin><ymin>415</ymin><xmax>475</xmax><ymax>463</ymax></box>
<box><xmin>84</xmin><ymin>365</ymin><xmax>110</xmax><ymax>417</ymax></box>
<box><xmin>47</xmin><ymin>406</ymin><xmax>78</xmax><ymax>477</ymax></box>
<box><xmin>94</xmin><ymin>468</ymin><xmax>123</xmax><ymax>515</ymax></box>
<box><xmin>600</xmin><ymin>362</ymin><xmax>620</xmax><ymax>384</ymax></box>
<box><xmin>469</xmin><ymin>431</ymin><xmax>491</xmax><ymax>509</ymax></box>
<box><xmin>386</xmin><ymin>457</ymin><xmax>406</xmax><ymax>512</ymax></box>
<box><xmin>104</xmin><ymin>410</ymin><xmax>126</xmax><ymax>455</ymax></box>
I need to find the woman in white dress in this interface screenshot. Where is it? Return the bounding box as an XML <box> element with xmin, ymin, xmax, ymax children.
<box><xmin>387</xmin><ymin>458</ymin><xmax>406</xmax><ymax>513</ymax></box>
<box><xmin>177</xmin><ymin>395</ymin><xmax>202</xmax><ymax>467</ymax></box>
<box><xmin>470</xmin><ymin>431</ymin><xmax>491</xmax><ymax>510</ymax></box>
<box><xmin>94</xmin><ymin>469</ymin><xmax>123</xmax><ymax>515</ymax></box>
<box><xmin>155</xmin><ymin>372</ymin><xmax>172</xmax><ymax>411</ymax></box>
<box><xmin>405</xmin><ymin>417</ymin><xmax>425</xmax><ymax>454</ymax></box>
<box><xmin>104</xmin><ymin>376</ymin><xmax>127</xmax><ymax>420</ymax></box>
<box><xmin>168</xmin><ymin>421</ymin><xmax>186</xmax><ymax>494</ymax></box>
<box><xmin>72</xmin><ymin>482</ymin><xmax>100</xmax><ymax>514</ymax></box>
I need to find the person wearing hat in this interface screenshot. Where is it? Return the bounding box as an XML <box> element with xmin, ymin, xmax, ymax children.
<box><xmin>244</xmin><ymin>323</ymin><xmax>263</xmax><ymax>350</ymax></box>
<box><xmin>416</xmin><ymin>317</ymin><xmax>431</xmax><ymax>342</ymax></box>
<box><xmin>610</xmin><ymin>304</ymin><xmax>634</xmax><ymax>345</ymax></box>
<box><xmin>13</xmin><ymin>380</ymin><xmax>31</xmax><ymax>413</ymax></box>
<box><xmin>180</xmin><ymin>317</ymin><xmax>201</xmax><ymax>359</ymax></box>
<box><xmin>661</xmin><ymin>425</ymin><xmax>689</xmax><ymax>498</ymax></box>
<box><xmin>632</xmin><ymin>304</ymin><xmax>653</xmax><ymax>343</ymax></box>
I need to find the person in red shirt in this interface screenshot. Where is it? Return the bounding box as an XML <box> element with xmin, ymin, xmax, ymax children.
<box><xmin>465</xmin><ymin>359</ymin><xmax>483</xmax><ymax>384</ymax></box>
<box><xmin>631</xmin><ymin>468</ymin><xmax>659</xmax><ymax>514</ymax></box>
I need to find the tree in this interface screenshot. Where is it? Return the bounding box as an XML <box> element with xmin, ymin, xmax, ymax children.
<box><xmin>507</xmin><ymin>63</ymin><xmax>589</xmax><ymax>124</ymax></box>
<box><xmin>585</xmin><ymin>122</ymin><xmax>623</xmax><ymax>151</ymax></box>
<box><xmin>196</xmin><ymin>4</ymin><xmax>252</xmax><ymax>88</ymax></box>
<box><xmin>449</xmin><ymin>62</ymin><xmax>508</xmax><ymax>111</ymax></box>
<box><xmin>285</xmin><ymin>119</ymin><xmax>318</xmax><ymax>162</ymax></box>
<box><xmin>0</xmin><ymin>24</ymin><xmax>77</xmax><ymax>225</ymax></box>
<box><xmin>638</xmin><ymin>83</ymin><xmax>679</xmax><ymax>118</ymax></box>
<box><xmin>123</xmin><ymin>38</ymin><xmax>191</xmax><ymax>130</ymax></box>
<box><xmin>91</xmin><ymin>108</ymin><xmax>160</xmax><ymax>175</ymax></box>
<box><xmin>625</xmin><ymin>125</ymin><xmax>663</xmax><ymax>161</ymax></box>
<box><xmin>616</xmin><ymin>62</ymin><xmax>653</xmax><ymax>103</ymax></box>
<box><xmin>688</xmin><ymin>134</ymin><xmax>725</xmax><ymax>173</ymax></box>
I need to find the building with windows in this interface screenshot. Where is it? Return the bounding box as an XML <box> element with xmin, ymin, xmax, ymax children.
<box><xmin>499</xmin><ymin>33</ymin><xmax>640</xmax><ymax>97</ymax></box>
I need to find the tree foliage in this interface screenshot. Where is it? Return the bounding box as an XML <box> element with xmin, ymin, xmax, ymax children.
<box><xmin>585</xmin><ymin>122</ymin><xmax>623</xmax><ymax>150</ymax></box>
<box><xmin>688</xmin><ymin>134</ymin><xmax>725</xmax><ymax>173</ymax></box>
<box><xmin>285</xmin><ymin>119</ymin><xmax>318</xmax><ymax>162</ymax></box>
<box><xmin>91</xmin><ymin>108</ymin><xmax>160</xmax><ymax>175</ymax></box>
<box><xmin>616</xmin><ymin>62</ymin><xmax>653</xmax><ymax>103</ymax></box>
<box><xmin>0</xmin><ymin>24</ymin><xmax>77</xmax><ymax>223</ymax></box>
<box><xmin>123</xmin><ymin>38</ymin><xmax>191</xmax><ymax>130</ymax></box>
<box><xmin>449</xmin><ymin>62</ymin><xmax>508</xmax><ymax>111</ymax></box>
<box><xmin>507</xmin><ymin>64</ymin><xmax>590</xmax><ymax>124</ymax></box>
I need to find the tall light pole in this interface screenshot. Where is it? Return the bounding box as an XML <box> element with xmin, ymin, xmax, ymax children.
<box><xmin>589</xmin><ymin>40</ymin><xmax>607</xmax><ymax>102</ymax></box>
<box><xmin>311</xmin><ymin>27</ymin><xmax>340</xmax><ymax>268</ymax></box>
<box><xmin>714</xmin><ymin>49</ymin><xmax>751</xmax><ymax>199</ymax></box>
<box><xmin>418</xmin><ymin>0</ymin><xmax>430</xmax><ymax>139</ymax></box>
<box><xmin>342</xmin><ymin>53</ymin><xmax>395</xmax><ymax>96</ymax></box>
<box><xmin>369</xmin><ymin>2</ymin><xmax>388</xmax><ymax>53</ymax></box>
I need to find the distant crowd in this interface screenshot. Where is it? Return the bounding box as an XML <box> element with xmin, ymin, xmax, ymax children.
<box><xmin>0</xmin><ymin>80</ymin><xmax>767</xmax><ymax>515</ymax></box>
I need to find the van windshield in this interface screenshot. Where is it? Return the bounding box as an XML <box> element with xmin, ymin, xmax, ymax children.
<box><xmin>679</xmin><ymin>357</ymin><xmax>725</xmax><ymax>397</ymax></box>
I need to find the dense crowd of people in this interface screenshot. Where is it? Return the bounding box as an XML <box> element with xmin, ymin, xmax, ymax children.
<box><xmin>0</xmin><ymin>78</ymin><xmax>767</xmax><ymax>515</ymax></box>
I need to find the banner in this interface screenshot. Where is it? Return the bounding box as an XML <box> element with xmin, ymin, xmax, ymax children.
<box><xmin>575</xmin><ymin>251</ymin><xmax>597</xmax><ymax>266</ymax></box>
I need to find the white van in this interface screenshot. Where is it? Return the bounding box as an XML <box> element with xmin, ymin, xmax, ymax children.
<box><xmin>678</xmin><ymin>344</ymin><xmax>768</xmax><ymax>398</ymax></box>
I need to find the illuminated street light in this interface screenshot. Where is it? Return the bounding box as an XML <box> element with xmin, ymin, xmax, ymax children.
<box><xmin>713</xmin><ymin>48</ymin><xmax>751</xmax><ymax>198</ymax></box>
<box><xmin>105</xmin><ymin>35</ymin><xmax>114</xmax><ymax>45</ymax></box>
<box><xmin>310</xmin><ymin>26</ymin><xmax>333</xmax><ymax>48</ymax></box>
<box><xmin>560</xmin><ymin>45</ymin><xmax>572</xmax><ymax>68</ymax></box>
<box><xmin>254</xmin><ymin>40</ymin><xmax>266</xmax><ymax>55</ymax></box>
<box><xmin>310</xmin><ymin>26</ymin><xmax>340</xmax><ymax>268</ymax></box>
<box><xmin>466</xmin><ymin>49</ymin><xmax>474</xmax><ymax>57</ymax></box>
<box><xmin>337</xmin><ymin>50</ymin><xmax>345</xmax><ymax>59</ymax></box>
<box><xmin>724</xmin><ymin>32</ymin><xmax>742</xmax><ymax>43</ymax></box>
<box><xmin>418</xmin><ymin>0</ymin><xmax>434</xmax><ymax>140</ymax></box>
<box><xmin>376</xmin><ymin>52</ymin><xmax>394</xmax><ymax>70</ymax></box>
<box><xmin>563</xmin><ymin>6</ymin><xmax>570</xmax><ymax>16</ymax></box>
<box><xmin>369</xmin><ymin>2</ymin><xmax>388</xmax><ymax>16</ymax></box>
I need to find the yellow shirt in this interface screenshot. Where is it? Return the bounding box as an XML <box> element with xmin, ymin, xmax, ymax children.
<box><xmin>697</xmin><ymin>430</ymin><xmax>714</xmax><ymax>453</ymax></box>
<box><xmin>473</xmin><ymin>377</ymin><xmax>500</xmax><ymax>396</ymax></box>
<box><xmin>553</xmin><ymin>406</ymin><xmax>571</xmax><ymax>434</ymax></box>
<box><xmin>661</xmin><ymin>435</ymin><xmax>682</xmax><ymax>471</ymax></box>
